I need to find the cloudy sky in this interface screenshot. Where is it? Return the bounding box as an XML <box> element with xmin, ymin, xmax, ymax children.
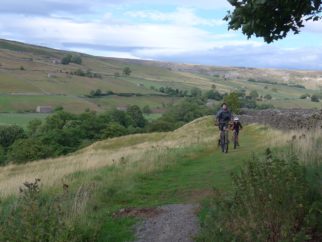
<box><xmin>1</xmin><ymin>0</ymin><xmax>322</xmax><ymax>70</ymax></box>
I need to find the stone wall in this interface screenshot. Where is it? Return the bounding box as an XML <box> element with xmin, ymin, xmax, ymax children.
<box><xmin>239</xmin><ymin>109</ymin><xmax>322</xmax><ymax>130</ymax></box>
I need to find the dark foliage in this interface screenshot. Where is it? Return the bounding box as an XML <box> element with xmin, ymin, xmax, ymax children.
<box><xmin>225</xmin><ymin>0</ymin><xmax>322</xmax><ymax>43</ymax></box>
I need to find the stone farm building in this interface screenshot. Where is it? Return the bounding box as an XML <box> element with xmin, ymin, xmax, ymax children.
<box><xmin>36</xmin><ymin>106</ymin><xmax>53</xmax><ymax>113</ymax></box>
<box><xmin>116</xmin><ymin>105</ymin><xmax>129</xmax><ymax>111</ymax></box>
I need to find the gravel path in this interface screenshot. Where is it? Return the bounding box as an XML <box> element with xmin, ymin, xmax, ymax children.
<box><xmin>135</xmin><ymin>204</ymin><xmax>200</xmax><ymax>242</ymax></box>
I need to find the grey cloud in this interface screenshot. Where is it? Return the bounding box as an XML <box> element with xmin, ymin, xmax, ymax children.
<box><xmin>0</xmin><ymin>0</ymin><xmax>230</xmax><ymax>16</ymax></box>
<box><xmin>135</xmin><ymin>45</ymin><xmax>322</xmax><ymax>70</ymax></box>
<box><xmin>62</xmin><ymin>43</ymin><xmax>157</xmax><ymax>52</ymax></box>
<box><xmin>0</xmin><ymin>0</ymin><xmax>106</xmax><ymax>15</ymax></box>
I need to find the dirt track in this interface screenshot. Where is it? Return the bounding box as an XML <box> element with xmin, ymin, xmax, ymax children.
<box><xmin>134</xmin><ymin>204</ymin><xmax>200</xmax><ymax>242</ymax></box>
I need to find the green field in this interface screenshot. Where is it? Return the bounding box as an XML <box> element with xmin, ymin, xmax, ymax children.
<box><xmin>0</xmin><ymin>113</ymin><xmax>48</xmax><ymax>127</ymax></box>
<box><xmin>0</xmin><ymin>95</ymin><xmax>101</xmax><ymax>113</ymax></box>
<box><xmin>88</xmin><ymin>95</ymin><xmax>180</xmax><ymax>110</ymax></box>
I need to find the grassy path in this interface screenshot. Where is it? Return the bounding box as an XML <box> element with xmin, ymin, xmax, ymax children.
<box><xmin>0</xmin><ymin>120</ymin><xmax>273</xmax><ymax>242</ymax></box>
<box><xmin>77</xmin><ymin>125</ymin><xmax>270</xmax><ymax>241</ymax></box>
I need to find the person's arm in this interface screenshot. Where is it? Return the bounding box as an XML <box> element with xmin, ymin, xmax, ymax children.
<box><xmin>239</xmin><ymin>122</ymin><xmax>243</xmax><ymax>129</ymax></box>
<box><xmin>216</xmin><ymin>110</ymin><xmax>222</xmax><ymax>122</ymax></box>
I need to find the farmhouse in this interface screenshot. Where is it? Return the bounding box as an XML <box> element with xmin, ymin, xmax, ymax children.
<box><xmin>116</xmin><ymin>105</ymin><xmax>128</xmax><ymax>111</ymax></box>
<box><xmin>47</xmin><ymin>73</ymin><xmax>57</xmax><ymax>78</ymax></box>
<box><xmin>36</xmin><ymin>106</ymin><xmax>53</xmax><ymax>113</ymax></box>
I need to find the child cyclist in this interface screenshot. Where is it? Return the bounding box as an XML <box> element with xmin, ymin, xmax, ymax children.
<box><xmin>231</xmin><ymin>117</ymin><xmax>243</xmax><ymax>147</ymax></box>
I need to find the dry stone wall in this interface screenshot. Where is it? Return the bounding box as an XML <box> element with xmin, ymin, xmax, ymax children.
<box><xmin>239</xmin><ymin>109</ymin><xmax>322</xmax><ymax>130</ymax></box>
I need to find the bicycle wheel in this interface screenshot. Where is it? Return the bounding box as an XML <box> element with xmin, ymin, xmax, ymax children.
<box><xmin>233</xmin><ymin>131</ymin><xmax>237</xmax><ymax>149</ymax></box>
<box><xmin>220</xmin><ymin>131</ymin><xmax>225</xmax><ymax>152</ymax></box>
<box><xmin>224</xmin><ymin>130</ymin><xmax>229</xmax><ymax>153</ymax></box>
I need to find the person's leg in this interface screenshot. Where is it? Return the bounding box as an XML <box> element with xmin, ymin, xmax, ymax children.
<box><xmin>236</xmin><ymin>130</ymin><xmax>240</xmax><ymax>146</ymax></box>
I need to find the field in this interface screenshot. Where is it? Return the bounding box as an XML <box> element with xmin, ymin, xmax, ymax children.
<box><xmin>0</xmin><ymin>113</ymin><xmax>48</xmax><ymax>127</ymax></box>
<box><xmin>1</xmin><ymin>39</ymin><xmax>322</xmax><ymax>125</ymax></box>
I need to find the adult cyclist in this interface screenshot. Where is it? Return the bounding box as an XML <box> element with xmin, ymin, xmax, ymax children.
<box><xmin>216</xmin><ymin>103</ymin><xmax>232</xmax><ymax>152</ymax></box>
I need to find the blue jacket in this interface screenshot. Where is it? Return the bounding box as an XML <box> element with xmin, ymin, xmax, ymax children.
<box><xmin>216</xmin><ymin>108</ymin><xmax>232</xmax><ymax>124</ymax></box>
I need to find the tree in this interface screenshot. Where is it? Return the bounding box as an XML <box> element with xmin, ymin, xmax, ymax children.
<box><xmin>102</xmin><ymin>122</ymin><xmax>127</xmax><ymax>139</ymax></box>
<box><xmin>249</xmin><ymin>90</ymin><xmax>259</xmax><ymax>99</ymax></box>
<box><xmin>27</xmin><ymin>119</ymin><xmax>42</xmax><ymax>137</ymax></box>
<box><xmin>224</xmin><ymin>92</ymin><xmax>241</xmax><ymax>114</ymax></box>
<box><xmin>71</xmin><ymin>55</ymin><xmax>82</xmax><ymax>64</ymax></box>
<box><xmin>205</xmin><ymin>90</ymin><xmax>223</xmax><ymax>100</ymax></box>
<box><xmin>7</xmin><ymin>139</ymin><xmax>48</xmax><ymax>163</ymax></box>
<box><xmin>127</xmin><ymin>105</ymin><xmax>146</xmax><ymax>128</ymax></box>
<box><xmin>224</xmin><ymin>0</ymin><xmax>322</xmax><ymax>43</ymax></box>
<box><xmin>0</xmin><ymin>125</ymin><xmax>26</xmax><ymax>148</ymax></box>
<box><xmin>148</xmin><ymin>120</ymin><xmax>175</xmax><ymax>132</ymax></box>
<box><xmin>190</xmin><ymin>87</ymin><xmax>202</xmax><ymax>97</ymax></box>
<box><xmin>61</xmin><ymin>54</ymin><xmax>72</xmax><ymax>65</ymax></box>
<box><xmin>264</xmin><ymin>94</ymin><xmax>272</xmax><ymax>100</ymax></box>
<box><xmin>109</xmin><ymin>109</ymin><xmax>132</xmax><ymax>127</ymax></box>
<box><xmin>0</xmin><ymin>145</ymin><xmax>5</xmax><ymax>165</ymax></box>
<box><xmin>142</xmin><ymin>105</ymin><xmax>152</xmax><ymax>114</ymax></box>
<box><xmin>123</xmin><ymin>67</ymin><xmax>132</xmax><ymax>76</ymax></box>
<box><xmin>311</xmin><ymin>94</ymin><xmax>320</xmax><ymax>102</ymax></box>
<box><xmin>300</xmin><ymin>93</ymin><xmax>310</xmax><ymax>99</ymax></box>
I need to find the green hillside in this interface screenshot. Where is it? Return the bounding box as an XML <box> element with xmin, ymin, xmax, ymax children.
<box><xmin>0</xmin><ymin>39</ymin><xmax>322</xmax><ymax>121</ymax></box>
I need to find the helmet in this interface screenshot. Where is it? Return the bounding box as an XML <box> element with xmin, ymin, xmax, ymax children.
<box><xmin>234</xmin><ymin>117</ymin><xmax>239</xmax><ymax>121</ymax></box>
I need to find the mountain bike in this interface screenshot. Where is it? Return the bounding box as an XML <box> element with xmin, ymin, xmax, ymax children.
<box><xmin>233</xmin><ymin>130</ymin><xmax>238</xmax><ymax>149</ymax></box>
<box><xmin>219</xmin><ymin>125</ymin><xmax>229</xmax><ymax>153</ymax></box>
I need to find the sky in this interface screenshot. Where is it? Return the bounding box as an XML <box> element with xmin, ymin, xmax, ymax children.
<box><xmin>1</xmin><ymin>0</ymin><xmax>322</xmax><ymax>70</ymax></box>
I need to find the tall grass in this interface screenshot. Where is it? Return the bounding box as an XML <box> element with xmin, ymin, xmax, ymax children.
<box><xmin>268</xmin><ymin>127</ymin><xmax>322</xmax><ymax>167</ymax></box>
<box><xmin>0</xmin><ymin>116</ymin><xmax>217</xmax><ymax>198</ymax></box>
<box><xmin>198</xmin><ymin>127</ymin><xmax>322</xmax><ymax>242</ymax></box>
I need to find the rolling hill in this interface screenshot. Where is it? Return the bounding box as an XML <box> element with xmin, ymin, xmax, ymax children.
<box><xmin>0</xmin><ymin>38</ymin><xmax>322</xmax><ymax>120</ymax></box>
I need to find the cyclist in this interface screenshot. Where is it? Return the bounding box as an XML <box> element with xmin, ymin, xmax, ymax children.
<box><xmin>216</xmin><ymin>103</ymin><xmax>232</xmax><ymax>152</ymax></box>
<box><xmin>232</xmin><ymin>117</ymin><xmax>243</xmax><ymax>147</ymax></box>
<box><xmin>216</xmin><ymin>103</ymin><xmax>232</xmax><ymax>131</ymax></box>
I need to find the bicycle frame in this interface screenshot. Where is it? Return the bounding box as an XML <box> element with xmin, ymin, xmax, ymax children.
<box><xmin>220</xmin><ymin>126</ymin><xmax>229</xmax><ymax>153</ymax></box>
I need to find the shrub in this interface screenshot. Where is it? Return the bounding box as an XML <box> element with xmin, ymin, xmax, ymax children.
<box><xmin>264</xmin><ymin>94</ymin><xmax>272</xmax><ymax>100</ymax></box>
<box><xmin>198</xmin><ymin>153</ymin><xmax>322</xmax><ymax>242</ymax></box>
<box><xmin>191</xmin><ymin>87</ymin><xmax>202</xmax><ymax>97</ymax></box>
<box><xmin>7</xmin><ymin>139</ymin><xmax>49</xmax><ymax>163</ymax></box>
<box><xmin>71</xmin><ymin>55</ymin><xmax>82</xmax><ymax>64</ymax></box>
<box><xmin>27</xmin><ymin>119</ymin><xmax>42</xmax><ymax>137</ymax></box>
<box><xmin>102</xmin><ymin>122</ymin><xmax>127</xmax><ymax>139</ymax></box>
<box><xmin>0</xmin><ymin>145</ymin><xmax>5</xmax><ymax>165</ymax></box>
<box><xmin>300</xmin><ymin>93</ymin><xmax>310</xmax><ymax>99</ymax></box>
<box><xmin>61</xmin><ymin>54</ymin><xmax>72</xmax><ymax>65</ymax></box>
<box><xmin>148</xmin><ymin>120</ymin><xmax>175</xmax><ymax>132</ymax></box>
<box><xmin>0</xmin><ymin>179</ymin><xmax>71</xmax><ymax>242</ymax></box>
<box><xmin>256</xmin><ymin>103</ymin><xmax>274</xmax><ymax>110</ymax></box>
<box><xmin>0</xmin><ymin>125</ymin><xmax>26</xmax><ymax>148</ymax></box>
<box><xmin>127</xmin><ymin>105</ymin><xmax>146</xmax><ymax>128</ymax></box>
<box><xmin>205</xmin><ymin>90</ymin><xmax>223</xmax><ymax>100</ymax></box>
<box><xmin>311</xmin><ymin>94</ymin><xmax>320</xmax><ymax>102</ymax></box>
<box><xmin>123</xmin><ymin>67</ymin><xmax>132</xmax><ymax>76</ymax></box>
<box><xmin>142</xmin><ymin>105</ymin><xmax>152</xmax><ymax>114</ymax></box>
<box><xmin>249</xmin><ymin>90</ymin><xmax>259</xmax><ymax>99</ymax></box>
